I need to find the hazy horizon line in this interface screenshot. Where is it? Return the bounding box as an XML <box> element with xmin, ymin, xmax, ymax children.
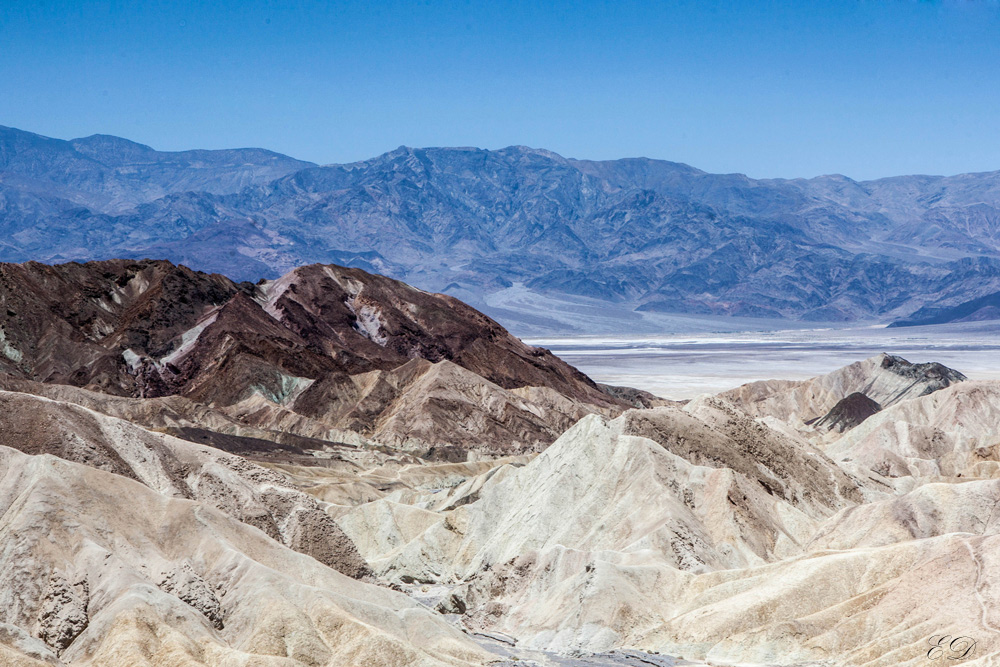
<box><xmin>6</xmin><ymin>122</ymin><xmax>1000</xmax><ymax>183</ymax></box>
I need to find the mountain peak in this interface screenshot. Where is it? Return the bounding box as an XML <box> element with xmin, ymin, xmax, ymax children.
<box><xmin>71</xmin><ymin>133</ymin><xmax>155</xmax><ymax>150</ymax></box>
<box><xmin>70</xmin><ymin>133</ymin><xmax>157</xmax><ymax>162</ymax></box>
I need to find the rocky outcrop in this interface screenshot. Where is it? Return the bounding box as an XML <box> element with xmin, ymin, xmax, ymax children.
<box><xmin>159</xmin><ymin>564</ymin><xmax>223</xmax><ymax>630</ymax></box>
<box><xmin>809</xmin><ymin>391</ymin><xmax>882</xmax><ymax>432</ymax></box>
<box><xmin>36</xmin><ymin>574</ymin><xmax>89</xmax><ymax>653</ymax></box>
<box><xmin>597</xmin><ymin>383</ymin><xmax>675</xmax><ymax>408</ymax></box>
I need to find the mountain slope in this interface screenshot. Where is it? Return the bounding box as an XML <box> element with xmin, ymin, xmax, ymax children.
<box><xmin>333</xmin><ymin>385</ymin><xmax>1000</xmax><ymax>664</ymax></box>
<box><xmin>0</xmin><ymin>445</ymin><xmax>495</xmax><ymax>666</ymax></box>
<box><xmin>0</xmin><ymin>125</ymin><xmax>313</xmax><ymax>214</ymax></box>
<box><xmin>889</xmin><ymin>289</ymin><xmax>1000</xmax><ymax>327</ymax></box>
<box><xmin>0</xmin><ymin>389</ymin><xmax>373</xmax><ymax>579</ymax></box>
<box><xmin>0</xmin><ymin>258</ymin><xmax>622</xmax><ymax>457</ymax></box>
<box><xmin>720</xmin><ymin>353</ymin><xmax>966</xmax><ymax>429</ymax></box>
<box><xmin>4</xmin><ymin>127</ymin><xmax>1000</xmax><ymax>325</ymax></box>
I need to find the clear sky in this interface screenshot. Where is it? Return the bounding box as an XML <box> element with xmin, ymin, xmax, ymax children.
<box><xmin>2</xmin><ymin>0</ymin><xmax>999</xmax><ymax>180</ymax></box>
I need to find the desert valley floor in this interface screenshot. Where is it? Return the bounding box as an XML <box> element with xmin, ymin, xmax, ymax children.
<box><xmin>528</xmin><ymin>321</ymin><xmax>1000</xmax><ymax>399</ymax></box>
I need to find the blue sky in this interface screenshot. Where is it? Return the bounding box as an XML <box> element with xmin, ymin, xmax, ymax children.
<box><xmin>2</xmin><ymin>0</ymin><xmax>999</xmax><ymax>179</ymax></box>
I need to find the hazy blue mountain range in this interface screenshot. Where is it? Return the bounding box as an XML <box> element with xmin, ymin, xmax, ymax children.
<box><xmin>888</xmin><ymin>290</ymin><xmax>1000</xmax><ymax>327</ymax></box>
<box><xmin>3</xmin><ymin>125</ymin><xmax>1000</xmax><ymax>331</ymax></box>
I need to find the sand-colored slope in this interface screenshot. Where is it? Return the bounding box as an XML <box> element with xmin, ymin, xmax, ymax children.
<box><xmin>826</xmin><ymin>380</ymin><xmax>1000</xmax><ymax>482</ymax></box>
<box><xmin>336</xmin><ymin>394</ymin><xmax>1000</xmax><ymax>664</ymax></box>
<box><xmin>721</xmin><ymin>353</ymin><xmax>965</xmax><ymax>428</ymax></box>
<box><xmin>648</xmin><ymin>532</ymin><xmax>999</xmax><ymax>666</ymax></box>
<box><xmin>442</xmin><ymin>527</ymin><xmax>999</xmax><ymax>665</ymax></box>
<box><xmin>0</xmin><ymin>446</ymin><xmax>496</xmax><ymax>666</ymax></box>
<box><xmin>339</xmin><ymin>411</ymin><xmax>832</xmax><ymax>585</ymax></box>
<box><xmin>0</xmin><ymin>389</ymin><xmax>372</xmax><ymax>579</ymax></box>
<box><xmin>809</xmin><ymin>478</ymin><xmax>1000</xmax><ymax>551</ymax></box>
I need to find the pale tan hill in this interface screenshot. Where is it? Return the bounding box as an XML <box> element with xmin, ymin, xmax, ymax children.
<box><xmin>338</xmin><ymin>410</ymin><xmax>836</xmax><ymax>584</ymax></box>
<box><xmin>337</xmin><ymin>405</ymin><xmax>863</xmax><ymax>618</ymax></box>
<box><xmin>0</xmin><ymin>389</ymin><xmax>372</xmax><ymax>579</ymax></box>
<box><xmin>808</xmin><ymin>478</ymin><xmax>1000</xmax><ymax>551</ymax></box>
<box><xmin>825</xmin><ymin>380</ymin><xmax>1000</xmax><ymax>483</ymax></box>
<box><xmin>446</xmin><ymin>526</ymin><xmax>999</xmax><ymax>665</ymax></box>
<box><xmin>720</xmin><ymin>353</ymin><xmax>965</xmax><ymax>429</ymax></box>
<box><xmin>653</xmin><ymin>471</ymin><xmax>1000</xmax><ymax>664</ymax></box>
<box><xmin>333</xmin><ymin>390</ymin><xmax>1000</xmax><ymax>665</ymax></box>
<box><xmin>0</xmin><ymin>445</ymin><xmax>495</xmax><ymax>666</ymax></box>
<box><xmin>0</xmin><ymin>357</ymin><xmax>603</xmax><ymax>462</ymax></box>
<box><xmin>267</xmin><ymin>455</ymin><xmax>533</xmax><ymax>511</ymax></box>
<box><xmin>646</xmin><ymin>532</ymin><xmax>1000</xmax><ymax>666</ymax></box>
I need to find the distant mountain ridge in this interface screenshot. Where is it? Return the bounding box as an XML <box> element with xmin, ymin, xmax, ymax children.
<box><xmin>3</xmin><ymin>125</ymin><xmax>1000</xmax><ymax>329</ymax></box>
<box><xmin>889</xmin><ymin>289</ymin><xmax>1000</xmax><ymax>327</ymax></box>
<box><xmin>0</xmin><ymin>125</ymin><xmax>313</xmax><ymax>212</ymax></box>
